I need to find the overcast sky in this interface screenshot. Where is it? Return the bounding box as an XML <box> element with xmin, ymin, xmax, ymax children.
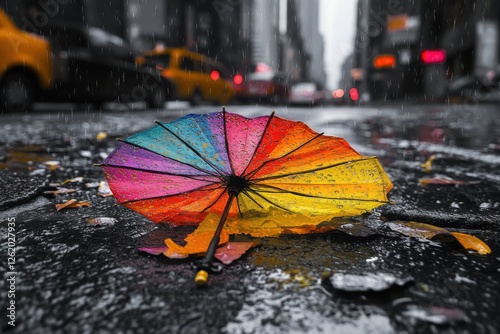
<box><xmin>319</xmin><ymin>0</ymin><xmax>357</xmax><ymax>89</ymax></box>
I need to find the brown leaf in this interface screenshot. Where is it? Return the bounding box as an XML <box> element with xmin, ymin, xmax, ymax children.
<box><xmin>44</xmin><ymin>187</ymin><xmax>77</xmax><ymax>195</ymax></box>
<box><xmin>87</xmin><ymin>217</ymin><xmax>117</xmax><ymax>226</ymax></box>
<box><xmin>388</xmin><ymin>221</ymin><xmax>451</xmax><ymax>239</ymax></box>
<box><xmin>419</xmin><ymin>178</ymin><xmax>465</xmax><ymax>186</ymax></box>
<box><xmin>56</xmin><ymin>199</ymin><xmax>90</xmax><ymax>211</ymax></box>
<box><xmin>61</xmin><ymin>177</ymin><xmax>84</xmax><ymax>184</ymax></box>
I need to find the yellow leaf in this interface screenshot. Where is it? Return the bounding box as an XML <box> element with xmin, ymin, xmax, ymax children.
<box><xmin>450</xmin><ymin>232</ymin><xmax>491</xmax><ymax>255</ymax></box>
<box><xmin>164</xmin><ymin>214</ymin><xmax>229</xmax><ymax>257</ymax></box>
<box><xmin>421</xmin><ymin>155</ymin><xmax>435</xmax><ymax>172</ymax></box>
<box><xmin>96</xmin><ymin>132</ymin><xmax>108</xmax><ymax>141</ymax></box>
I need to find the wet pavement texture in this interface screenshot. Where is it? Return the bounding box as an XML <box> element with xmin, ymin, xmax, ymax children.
<box><xmin>0</xmin><ymin>102</ymin><xmax>499</xmax><ymax>333</ymax></box>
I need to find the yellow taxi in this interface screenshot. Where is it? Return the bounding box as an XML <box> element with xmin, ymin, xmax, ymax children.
<box><xmin>136</xmin><ymin>47</ymin><xmax>234</xmax><ymax>105</ymax></box>
<box><xmin>0</xmin><ymin>9</ymin><xmax>53</xmax><ymax>113</ymax></box>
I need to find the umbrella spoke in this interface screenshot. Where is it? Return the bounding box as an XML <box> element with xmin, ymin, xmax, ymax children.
<box><xmin>101</xmin><ymin>163</ymin><xmax>219</xmax><ymax>181</ymax></box>
<box><xmin>240</xmin><ymin>189</ymin><xmax>265</xmax><ymax>210</ymax></box>
<box><xmin>222</xmin><ymin>108</ymin><xmax>234</xmax><ymax>175</ymax></box>
<box><xmin>239</xmin><ymin>111</ymin><xmax>276</xmax><ymax>176</ymax></box>
<box><xmin>252</xmin><ymin>183</ymin><xmax>390</xmax><ymax>204</ymax></box>
<box><xmin>244</xmin><ymin>188</ymin><xmax>294</xmax><ymax>213</ymax></box>
<box><xmin>252</xmin><ymin>157</ymin><xmax>375</xmax><ymax>182</ymax></box>
<box><xmin>156</xmin><ymin>121</ymin><xmax>227</xmax><ymax>178</ymax></box>
<box><xmin>200</xmin><ymin>185</ymin><xmax>229</xmax><ymax>213</ymax></box>
<box><xmin>244</xmin><ymin>132</ymin><xmax>324</xmax><ymax>180</ymax></box>
<box><xmin>120</xmin><ymin>182</ymin><xmax>221</xmax><ymax>204</ymax></box>
<box><xmin>119</xmin><ymin>139</ymin><xmax>221</xmax><ymax>178</ymax></box>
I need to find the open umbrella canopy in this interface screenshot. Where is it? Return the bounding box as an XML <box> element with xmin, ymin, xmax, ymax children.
<box><xmin>101</xmin><ymin>109</ymin><xmax>393</xmax><ymax>284</ymax></box>
<box><xmin>101</xmin><ymin>110</ymin><xmax>392</xmax><ymax>230</ymax></box>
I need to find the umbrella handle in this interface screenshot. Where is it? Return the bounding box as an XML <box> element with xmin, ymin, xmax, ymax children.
<box><xmin>195</xmin><ymin>235</ymin><xmax>220</xmax><ymax>285</ymax></box>
<box><xmin>195</xmin><ymin>192</ymin><xmax>236</xmax><ymax>286</ymax></box>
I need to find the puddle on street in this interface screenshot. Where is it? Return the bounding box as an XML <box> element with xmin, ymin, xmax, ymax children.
<box><xmin>353</xmin><ymin>104</ymin><xmax>500</xmax><ymax>164</ymax></box>
<box><xmin>0</xmin><ymin>145</ymin><xmax>53</xmax><ymax>170</ymax></box>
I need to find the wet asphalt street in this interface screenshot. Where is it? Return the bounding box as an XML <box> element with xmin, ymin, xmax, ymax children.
<box><xmin>0</xmin><ymin>101</ymin><xmax>499</xmax><ymax>333</ymax></box>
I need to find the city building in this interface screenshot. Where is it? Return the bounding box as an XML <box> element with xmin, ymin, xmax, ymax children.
<box><xmin>295</xmin><ymin>0</ymin><xmax>327</xmax><ymax>86</ymax></box>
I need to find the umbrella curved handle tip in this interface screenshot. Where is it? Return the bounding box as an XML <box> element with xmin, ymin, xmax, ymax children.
<box><xmin>195</xmin><ymin>270</ymin><xmax>209</xmax><ymax>286</ymax></box>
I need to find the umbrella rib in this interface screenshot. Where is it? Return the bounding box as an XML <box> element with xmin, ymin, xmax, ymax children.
<box><xmin>252</xmin><ymin>157</ymin><xmax>377</xmax><ymax>182</ymax></box>
<box><xmin>119</xmin><ymin>182</ymin><xmax>220</xmax><ymax>204</ymax></box>
<box><xmin>155</xmin><ymin>121</ymin><xmax>226</xmax><ymax>178</ymax></box>
<box><xmin>244</xmin><ymin>188</ymin><xmax>294</xmax><ymax>213</ymax></box>
<box><xmin>118</xmin><ymin>139</ymin><xmax>220</xmax><ymax>178</ymax></box>
<box><xmin>200</xmin><ymin>185</ymin><xmax>228</xmax><ymax>213</ymax></box>
<box><xmin>240</xmin><ymin>111</ymin><xmax>276</xmax><ymax>177</ymax></box>
<box><xmin>252</xmin><ymin>183</ymin><xmax>390</xmax><ymax>204</ymax></box>
<box><xmin>234</xmin><ymin>193</ymin><xmax>246</xmax><ymax>217</ymax></box>
<box><xmin>244</xmin><ymin>131</ymin><xmax>325</xmax><ymax>180</ymax></box>
<box><xmin>100</xmin><ymin>163</ymin><xmax>217</xmax><ymax>181</ymax></box>
<box><xmin>222</xmin><ymin>108</ymin><xmax>235</xmax><ymax>175</ymax></box>
<box><xmin>240</xmin><ymin>189</ymin><xmax>265</xmax><ymax>210</ymax></box>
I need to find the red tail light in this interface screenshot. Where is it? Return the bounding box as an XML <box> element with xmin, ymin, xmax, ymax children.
<box><xmin>233</xmin><ymin>74</ymin><xmax>243</xmax><ymax>85</ymax></box>
<box><xmin>373</xmin><ymin>54</ymin><xmax>396</xmax><ymax>69</ymax></box>
<box><xmin>210</xmin><ymin>70</ymin><xmax>220</xmax><ymax>81</ymax></box>
<box><xmin>421</xmin><ymin>49</ymin><xmax>446</xmax><ymax>64</ymax></box>
<box><xmin>349</xmin><ymin>88</ymin><xmax>359</xmax><ymax>101</ymax></box>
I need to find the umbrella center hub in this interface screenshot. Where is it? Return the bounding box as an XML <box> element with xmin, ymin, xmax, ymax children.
<box><xmin>227</xmin><ymin>175</ymin><xmax>249</xmax><ymax>195</ymax></box>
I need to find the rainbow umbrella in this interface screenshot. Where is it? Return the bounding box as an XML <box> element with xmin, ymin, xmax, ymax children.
<box><xmin>100</xmin><ymin>109</ymin><xmax>392</xmax><ymax>284</ymax></box>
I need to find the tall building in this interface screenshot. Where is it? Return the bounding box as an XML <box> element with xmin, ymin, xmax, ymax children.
<box><xmin>250</xmin><ymin>0</ymin><xmax>281</xmax><ymax>71</ymax></box>
<box><xmin>295</xmin><ymin>0</ymin><xmax>327</xmax><ymax>86</ymax></box>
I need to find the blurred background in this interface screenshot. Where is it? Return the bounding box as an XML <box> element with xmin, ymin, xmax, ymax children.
<box><xmin>1</xmin><ymin>0</ymin><xmax>499</xmax><ymax>110</ymax></box>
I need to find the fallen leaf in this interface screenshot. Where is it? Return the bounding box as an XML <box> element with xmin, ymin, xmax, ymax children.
<box><xmin>98</xmin><ymin>181</ymin><xmax>113</xmax><ymax>197</ymax></box>
<box><xmin>338</xmin><ymin>222</ymin><xmax>377</xmax><ymax>237</ymax></box>
<box><xmin>61</xmin><ymin>176</ymin><xmax>84</xmax><ymax>184</ymax></box>
<box><xmin>421</xmin><ymin>155</ymin><xmax>435</xmax><ymax>172</ymax></box>
<box><xmin>419</xmin><ymin>177</ymin><xmax>465</xmax><ymax>186</ymax></box>
<box><xmin>389</xmin><ymin>221</ymin><xmax>491</xmax><ymax>254</ymax></box>
<box><xmin>44</xmin><ymin>187</ymin><xmax>77</xmax><ymax>195</ymax></box>
<box><xmin>87</xmin><ymin>217</ymin><xmax>117</xmax><ymax>226</ymax></box>
<box><xmin>164</xmin><ymin>215</ymin><xmax>230</xmax><ymax>258</ymax></box>
<box><xmin>138</xmin><ymin>246</ymin><xmax>168</xmax><ymax>255</ymax></box>
<box><xmin>214</xmin><ymin>242</ymin><xmax>257</xmax><ymax>264</ymax></box>
<box><xmin>56</xmin><ymin>199</ymin><xmax>90</xmax><ymax>211</ymax></box>
<box><xmin>450</xmin><ymin>232</ymin><xmax>491</xmax><ymax>255</ymax></box>
<box><xmin>43</xmin><ymin>160</ymin><xmax>61</xmax><ymax>170</ymax></box>
<box><xmin>388</xmin><ymin>221</ymin><xmax>451</xmax><ymax>239</ymax></box>
<box><xmin>85</xmin><ymin>182</ymin><xmax>100</xmax><ymax>188</ymax></box>
<box><xmin>96</xmin><ymin>132</ymin><xmax>108</xmax><ymax>141</ymax></box>
<box><xmin>138</xmin><ymin>241</ymin><xmax>256</xmax><ymax>264</ymax></box>
<box><xmin>403</xmin><ymin>305</ymin><xmax>467</xmax><ymax>325</ymax></box>
<box><xmin>224</xmin><ymin>210</ymin><xmax>337</xmax><ymax>238</ymax></box>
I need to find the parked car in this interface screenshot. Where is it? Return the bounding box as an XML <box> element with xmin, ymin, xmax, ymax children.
<box><xmin>236</xmin><ymin>71</ymin><xmax>291</xmax><ymax>105</ymax></box>
<box><xmin>136</xmin><ymin>47</ymin><xmax>235</xmax><ymax>106</ymax></box>
<box><xmin>288</xmin><ymin>82</ymin><xmax>329</xmax><ymax>106</ymax></box>
<box><xmin>0</xmin><ymin>9</ymin><xmax>53</xmax><ymax>113</ymax></box>
<box><xmin>38</xmin><ymin>23</ymin><xmax>171</xmax><ymax>109</ymax></box>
